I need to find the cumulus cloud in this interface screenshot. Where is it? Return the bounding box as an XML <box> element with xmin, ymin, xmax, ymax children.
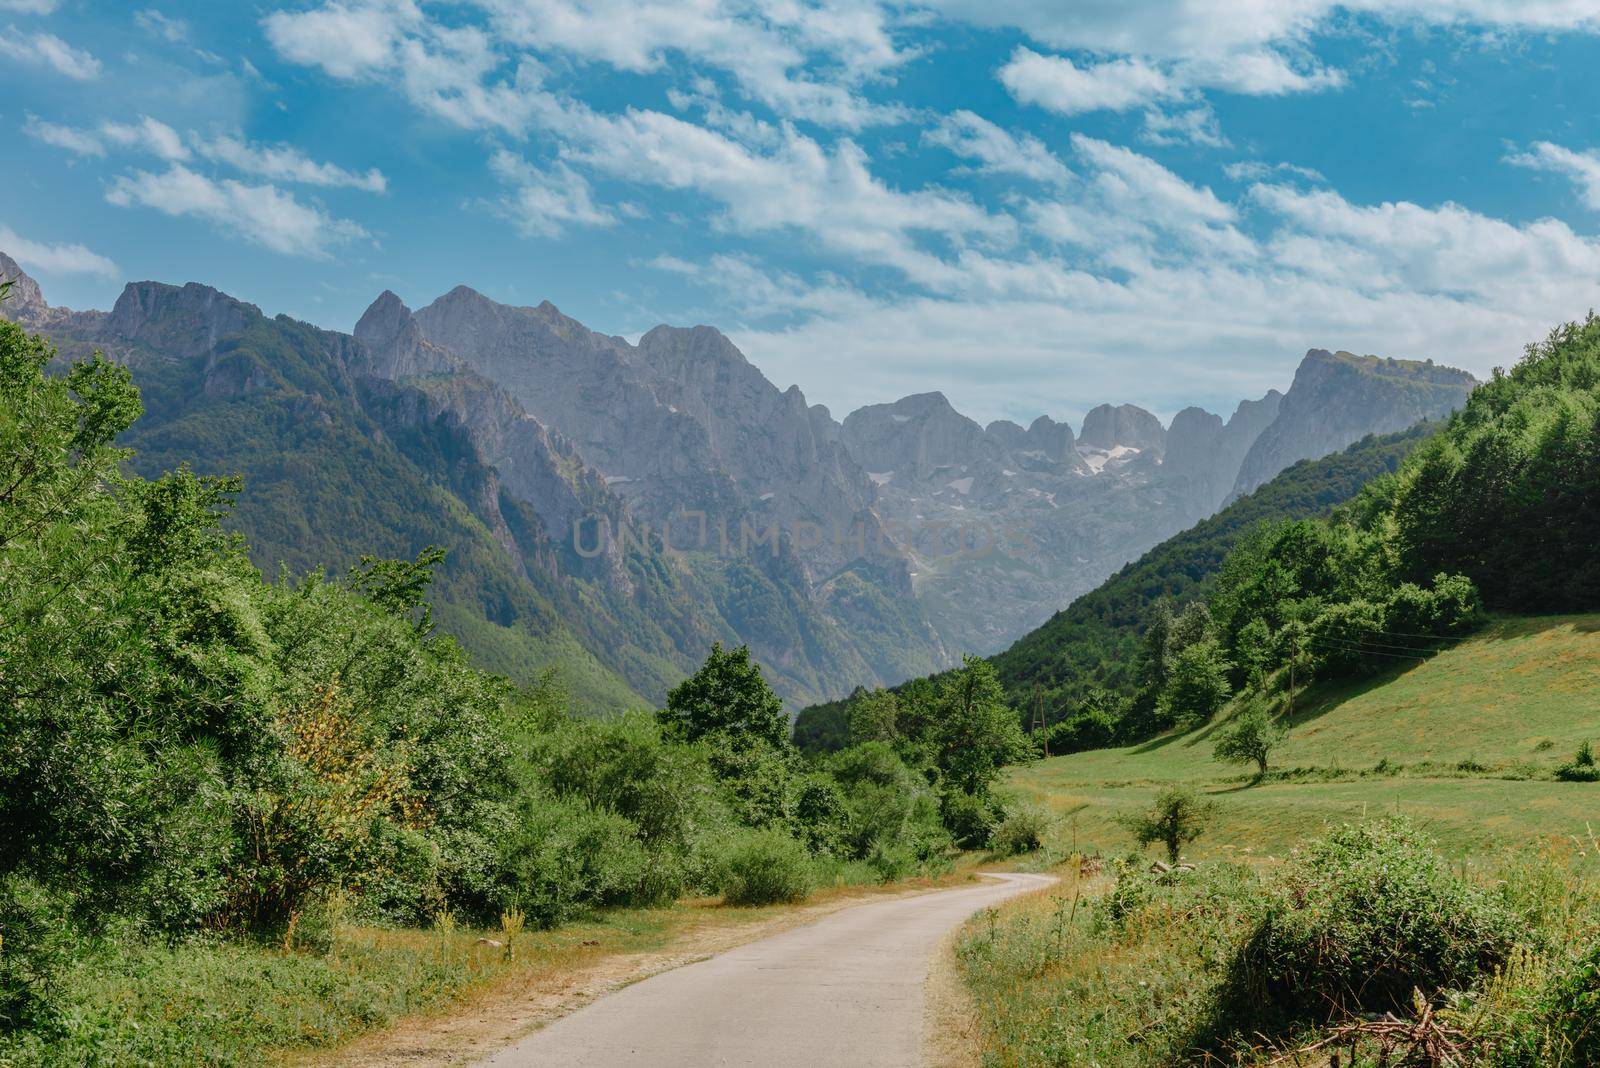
<box><xmin>264</xmin><ymin>0</ymin><xmax>910</xmax><ymax>129</ymax></box>
<box><xmin>100</xmin><ymin>117</ymin><xmax>190</xmax><ymax>161</ymax></box>
<box><xmin>24</xmin><ymin>114</ymin><xmax>389</xmax><ymax>193</ymax></box>
<box><xmin>105</xmin><ymin>166</ymin><xmax>368</xmax><ymax>258</ymax></box>
<box><xmin>194</xmin><ymin>136</ymin><xmax>389</xmax><ymax>192</ymax></box>
<box><xmin>261</xmin><ymin>0</ymin><xmax>415</xmax><ymax>79</ymax></box>
<box><xmin>0</xmin><ymin>28</ymin><xmax>101</xmax><ymax>79</ymax></box>
<box><xmin>1507</xmin><ymin>141</ymin><xmax>1600</xmax><ymax>210</ymax></box>
<box><xmin>23</xmin><ymin>114</ymin><xmax>107</xmax><ymax>157</ymax></box>
<box><xmin>489</xmin><ymin>150</ymin><xmax>615</xmax><ymax>237</ymax></box>
<box><xmin>924</xmin><ymin>110</ymin><xmax>1071</xmax><ymax>185</ymax></box>
<box><xmin>999</xmin><ymin>49</ymin><xmax>1174</xmax><ymax>115</ymax></box>
<box><xmin>0</xmin><ymin>224</ymin><xmax>118</xmax><ymax>277</ymax></box>
<box><xmin>663</xmin><ymin>141</ymin><xmax>1600</xmax><ymax>423</ymax></box>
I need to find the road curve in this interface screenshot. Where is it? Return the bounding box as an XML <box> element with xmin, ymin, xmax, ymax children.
<box><xmin>478</xmin><ymin>872</ymin><xmax>1054</xmax><ymax>1068</ymax></box>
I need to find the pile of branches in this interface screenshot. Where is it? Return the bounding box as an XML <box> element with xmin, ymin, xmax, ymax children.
<box><xmin>1261</xmin><ymin>1002</ymin><xmax>1481</xmax><ymax>1067</ymax></box>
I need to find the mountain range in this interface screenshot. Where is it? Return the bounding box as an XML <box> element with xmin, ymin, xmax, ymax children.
<box><xmin>0</xmin><ymin>251</ymin><xmax>1476</xmax><ymax>709</ymax></box>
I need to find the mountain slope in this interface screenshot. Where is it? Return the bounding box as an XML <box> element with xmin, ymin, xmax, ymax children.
<box><xmin>402</xmin><ymin>285</ymin><xmax>949</xmax><ymax>697</ymax></box>
<box><xmin>1229</xmin><ymin>349</ymin><xmax>1475</xmax><ymax>499</ymax></box>
<box><xmin>990</xmin><ymin>422</ymin><xmax>1439</xmax><ymax>710</ymax></box>
<box><xmin>793</xmin><ymin>422</ymin><xmax>1435</xmax><ymax>751</ymax></box>
<box><xmin>1</xmin><ymin>260</ymin><xmax>735</xmax><ymax>710</ymax></box>
<box><xmin>1008</xmin><ymin>613</ymin><xmax>1600</xmax><ymax>857</ymax></box>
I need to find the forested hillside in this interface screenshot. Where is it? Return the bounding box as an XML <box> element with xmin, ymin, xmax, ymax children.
<box><xmin>793</xmin><ymin>423</ymin><xmax>1433</xmax><ymax>752</ymax></box>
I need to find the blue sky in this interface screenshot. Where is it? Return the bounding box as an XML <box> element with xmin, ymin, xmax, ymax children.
<box><xmin>5</xmin><ymin>1</ymin><xmax>1600</xmax><ymax>426</ymax></box>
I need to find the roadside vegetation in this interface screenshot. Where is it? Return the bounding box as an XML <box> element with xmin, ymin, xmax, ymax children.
<box><xmin>954</xmin><ymin>315</ymin><xmax>1600</xmax><ymax>1065</ymax></box>
<box><xmin>0</xmin><ymin>302</ymin><xmax>1026</xmax><ymax>1064</ymax></box>
<box><xmin>959</xmin><ymin>818</ymin><xmax>1600</xmax><ymax>1066</ymax></box>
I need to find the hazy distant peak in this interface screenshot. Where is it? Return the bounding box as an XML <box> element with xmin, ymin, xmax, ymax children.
<box><xmin>1079</xmin><ymin>402</ymin><xmax>1165</xmax><ymax>454</ymax></box>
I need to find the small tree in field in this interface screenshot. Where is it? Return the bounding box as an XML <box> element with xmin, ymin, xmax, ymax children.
<box><xmin>1213</xmin><ymin>708</ymin><xmax>1287</xmax><ymax>779</ymax></box>
<box><xmin>1122</xmin><ymin>786</ymin><xmax>1214</xmax><ymax>864</ymax></box>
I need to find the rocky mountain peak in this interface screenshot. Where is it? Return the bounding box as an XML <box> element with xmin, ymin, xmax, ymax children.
<box><xmin>840</xmin><ymin>391</ymin><xmax>987</xmax><ymax>480</ymax></box>
<box><xmin>1078</xmin><ymin>403</ymin><xmax>1166</xmax><ymax>456</ymax></box>
<box><xmin>108</xmin><ymin>281</ymin><xmax>260</xmax><ymax>359</ymax></box>
<box><xmin>354</xmin><ymin>290</ymin><xmax>412</xmax><ymax>348</ymax></box>
<box><xmin>1229</xmin><ymin>348</ymin><xmax>1475</xmax><ymax>499</ymax></box>
<box><xmin>0</xmin><ymin>252</ymin><xmax>48</xmax><ymax>324</ymax></box>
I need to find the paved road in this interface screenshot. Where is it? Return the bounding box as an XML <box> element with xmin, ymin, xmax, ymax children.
<box><xmin>479</xmin><ymin>872</ymin><xmax>1054</xmax><ymax>1068</ymax></box>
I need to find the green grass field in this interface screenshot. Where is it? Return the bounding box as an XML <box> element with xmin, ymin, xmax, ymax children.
<box><xmin>1008</xmin><ymin>614</ymin><xmax>1600</xmax><ymax>859</ymax></box>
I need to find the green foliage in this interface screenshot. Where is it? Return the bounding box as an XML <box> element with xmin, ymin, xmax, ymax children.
<box><xmin>1121</xmin><ymin>786</ymin><xmax>1214</xmax><ymax>863</ymax></box>
<box><xmin>932</xmin><ymin>656</ymin><xmax>1030</xmax><ymax>797</ymax></box>
<box><xmin>718</xmin><ymin>830</ymin><xmax>813</xmax><ymax>906</ymax></box>
<box><xmin>0</xmin><ymin>877</ymin><xmax>72</xmax><ymax>1032</ymax></box>
<box><xmin>1227</xmin><ymin>817</ymin><xmax>1516</xmax><ymax>1029</ymax></box>
<box><xmin>1387</xmin><ymin>316</ymin><xmax>1600</xmax><ymax>612</ymax></box>
<box><xmin>1157</xmin><ymin>639</ymin><xmax>1232</xmax><ymax>729</ymax></box>
<box><xmin>494</xmin><ymin>790</ymin><xmax>650</xmax><ymax>927</ymax></box>
<box><xmin>989</xmin><ymin>807</ymin><xmax>1050</xmax><ymax>856</ymax></box>
<box><xmin>658</xmin><ymin>642</ymin><xmax>789</xmax><ymax>750</ymax></box>
<box><xmin>1556</xmin><ymin>740</ymin><xmax>1600</xmax><ymax>782</ymax></box>
<box><xmin>1212</xmin><ymin>707</ymin><xmax>1287</xmax><ymax>776</ymax></box>
<box><xmin>988</xmin><ymin>426</ymin><xmax>1436</xmax><ymax>718</ymax></box>
<box><xmin>824</xmin><ymin>743</ymin><xmax>951</xmax><ymax>865</ymax></box>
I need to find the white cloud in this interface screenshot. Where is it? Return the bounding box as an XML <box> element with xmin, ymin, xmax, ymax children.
<box><xmin>195</xmin><ymin>135</ymin><xmax>389</xmax><ymax>193</ymax></box>
<box><xmin>560</xmin><ymin>107</ymin><xmax>1011</xmax><ymax>288</ymax></box>
<box><xmin>924</xmin><ymin>110</ymin><xmax>1071</xmax><ymax>185</ymax></box>
<box><xmin>0</xmin><ymin>29</ymin><xmax>101</xmax><ymax>79</ymax></box>
<box><xmin>1141</xmin><ymin>104</ymin><xmax>1226</xmax><ymax>148</ymax></box>
<box><xmin>924</xmin><ymin>1</ymin><xmax>1600</xmax><ymax>62</ymax></box>
<box><xmin>997</xmin><ymin>43</ymin><xmax>1341</xmax><ymax>126</ymax></box>
<box><xmin>100</xmin><ymin>117</ymin><xmax>190</xmax><ymax>161</ymax></box>
<box><xmin>671</xmin><ymin>140</ymin><xmax>1600</xmax><ymax>424</ymax></box>
<box><xmin>489</xmin><ymin>150</ymin><xmax>614</xmax><ymax>237</ymax></box>
<box><xmin>0</xmin><ymin>0</ymin><xmax>57</xmax><ymax>15</ymax></box>
<box><xmin>264</xmin><ymin>0</ymin><xmax>910</xmax><ymax>129</ymax></box>
<box><xmin>23</xmin><ymin>114</ymin><xmax>107</xmax><ymax>157</ymax></box>
<box><xmin>262</xmin><ymin>0</ymin><xmax>417</xmax><ymax>80</ymax></box>
<box><xmin>1507</xmin><ymin>141</ymin><xmax>1600</xmax><ymax>210</ymax></box>
<box><xmin>1225</xmin><ymin>159</ymin><xmax>1325</xmax><ymax>183</ymax></box>
<box><xmin>0</xmin><ymin>225</ymin><xmax>119</xmax><ymax>277</ymax></box>
<box><xmin>105</xmin><ymin>166</ymin><xmax>368</xmax><ymax>258</ymax></box>
<box><xmin>134</xmin><ymin>8</ymin><xmax>189</xmax><ymax>43</ymax></box>
<box><xmin>999</xmin><ymin>48</ymin><xmax>1174</xmax><ymax>115</ymax></box>
<box><xmin>24</xmin><ymin>113</ymin><xmax>388</xmax><ymax>193</ymax></box>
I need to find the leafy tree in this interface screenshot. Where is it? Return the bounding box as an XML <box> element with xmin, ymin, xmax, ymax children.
<box><xmin>932</xmin><ymin>655</ymin><xmax>1028</xmax><ymax>796</ymax></box>
<box><xmin>657</xmin><ymin>643</ymin><xmax>789</xmax><ymax>750</ymax></box>
<box><xmin>847</xmin><ymin>687</ymin><xmax>900</xmax><ymax>745</ymax></box>
<box><xmin>1158</xmin><ymin>639</ymin><xmax>1233</xmax><ymax>728</ymax></box>
<box><xmin>1122</xmin><ymin>786</ymin><xmax>1214</xmax><ymax>864</ymax></box>
<box><xmin>1213</xmin><ymin>708</ymin><xmax>1287</xmax><ymax>778</ymax></box>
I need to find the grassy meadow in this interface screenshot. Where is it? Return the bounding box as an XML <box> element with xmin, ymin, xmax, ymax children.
<box><xmin>1007</xmin><ymin>614</ymin><xmax>1600</xmax><ymax>860</ymax></box>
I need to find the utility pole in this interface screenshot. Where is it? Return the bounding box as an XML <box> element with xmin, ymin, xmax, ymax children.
<box><xmin>1032</xmin><ymin>687</ymin><xmax>1049</xmax><ymax>757</ymax></box>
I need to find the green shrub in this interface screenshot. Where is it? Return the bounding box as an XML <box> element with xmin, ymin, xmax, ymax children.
<box><xmin>990</xmin><ymin>807</ymin><xmax>1051</xmax><ymax>856</ymax></box>
<box><xmin>939</xmin><ymin>788</ymin><xmax>1002</xmax><ymax>850</ymax></box>
<box><xmin>1229</xmin><ymin>817</ymin><xmax>1515</xmax><ymax>1029</ymax></box>
<box><xmin>0</xmin><ymin>876</ymin><xmax>72</xmax><ymax>1032</ymax></box>
<box><xmin>1540</xmin><ymin>941</ymin><xmax>1600</xmax><ymax>1065</ymax></box>
<box><xmin>1044</xmin><ymin>708</ymin><xmax>1117</xmax><ymax>755</ymax></box>
<box><xmin>719</xmin><ymin>831</ymin><xmax>813</xmax><ymax>906</ymax></box>
<box><xmin>495</xmin><ymin>791</ymin><xmax>649</xmax><ymax>927</ymax></box>
<box><xmin>1556</xmin><ymin>741</ymin><xmax>1600</xmax><ymax>782</ymax></box>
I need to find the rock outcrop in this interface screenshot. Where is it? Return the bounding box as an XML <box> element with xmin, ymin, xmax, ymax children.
<box><xmin>1230</xmin><ymin>350</ymin><xmax>1474</xmax><ymax>500</ymax></box>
